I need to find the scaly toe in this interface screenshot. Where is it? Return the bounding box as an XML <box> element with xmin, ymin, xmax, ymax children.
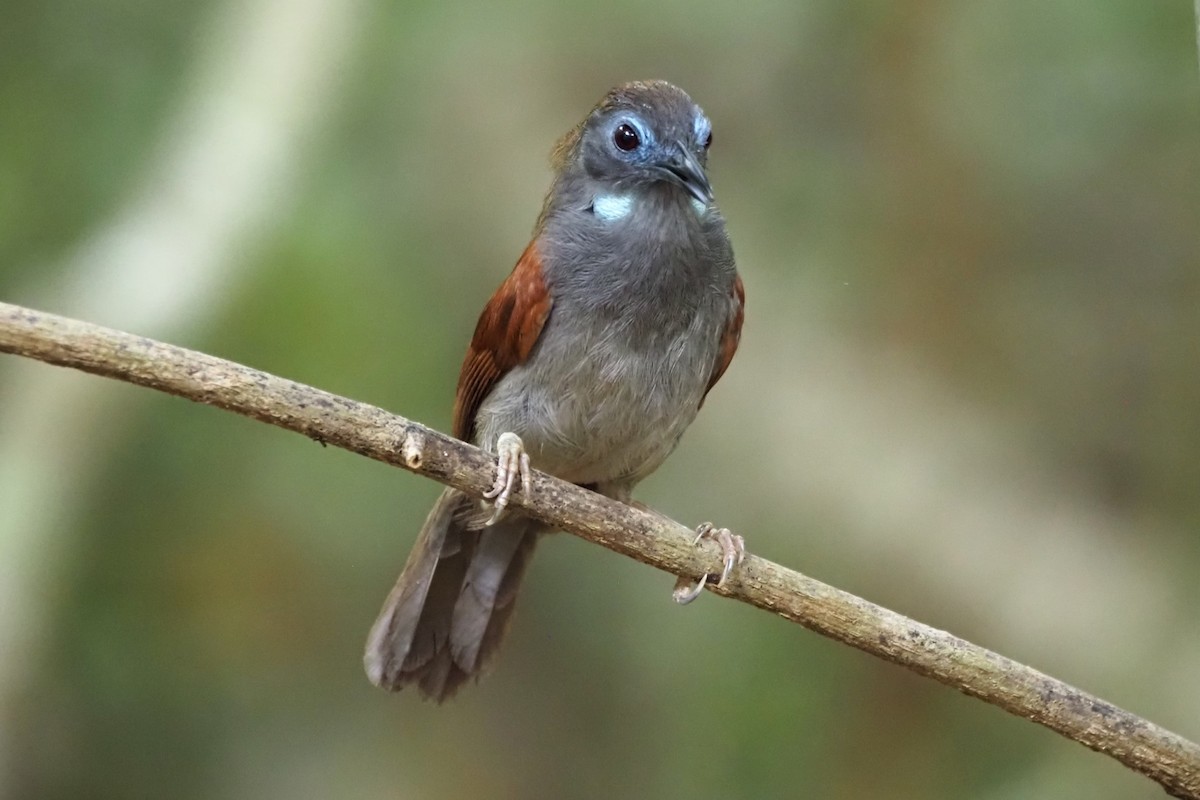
<box><xmin>483</xmin><ymin>432</ymin><xmax>530</xmax><ymax>525</ymax></box>
<box><xmin>519</xmin><ymin>451</ymin><xmax>532</xmax><ymax>496</ymax></box>
<box><xmin>674</xmin><ymin>522</ymin><xmax>746</xmax><ymax>603</ymax></box>
<box><xmin>716</xmin><ymin>531</ymin><xmax>746</xmax><ymax>588</ymax></box>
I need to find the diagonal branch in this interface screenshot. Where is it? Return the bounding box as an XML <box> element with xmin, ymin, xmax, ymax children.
<box><xmin>1</xmin><ymin>299</ymin><xmax>1197</xmax><ymax>799</ymax></box>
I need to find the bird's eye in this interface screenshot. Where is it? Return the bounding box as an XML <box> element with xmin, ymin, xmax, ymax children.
<box><xmin>613</xmin><ymin>123</ymin><xmax>641</xmax><ymax>152</ymax></box>
<box><xmin>703</xmin><ymin>130</ymin><xmax>713</xmax><ymax>150</ymax></box>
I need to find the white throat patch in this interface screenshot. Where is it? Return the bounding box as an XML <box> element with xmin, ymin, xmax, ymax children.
<box><xmin>592</xmin><ymin>193</ymin><xmax>709</xmax><ymax>221</ymax></box>
<box><xmin>592</xmin><ymin>193</ymin><xmax>634</xmax><ymax>221</ymax></box>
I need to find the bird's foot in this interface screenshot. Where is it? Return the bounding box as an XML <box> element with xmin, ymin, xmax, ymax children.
<box><xmin>673</xmin><ymin>522</ymin><xmax>745</xmax><ymax>605</ymax></box>
<box><xmin>482</xmin><ymin>432</ymin><xmax>531</xmax><ymax>525</ymax></box>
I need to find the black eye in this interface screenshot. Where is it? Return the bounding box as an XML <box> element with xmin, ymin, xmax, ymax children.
<box><xmin>613</xmin><ymin>123</ymin><xmax>640</xmax><ymax>152</ymax></box>
<box><xmin>703</xmin><ymin>130</ymin><xmax>713</xmax><ymax>150</ymax></box>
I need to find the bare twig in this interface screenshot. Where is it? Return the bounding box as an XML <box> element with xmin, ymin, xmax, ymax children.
<box><xmin>1</xmin><ymin>300</ymin><xmax>1197</xmax><ymax>798</ymax></box>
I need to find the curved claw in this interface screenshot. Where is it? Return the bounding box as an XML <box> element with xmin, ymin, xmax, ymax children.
<box><xmin>673</xmin><ymin>574</ymin><xmax>707</xmax><ymax>605</ymax></box>
<box><xmin>715</xmin><ymin>532</ymin><xmax>746</xmax><ymax>588</ymax></box>
<box><xmin>485</xmin><ymin>500</ymin><xmax>508</xmax><ymax>527</ymax></box>
<box><xmin>692</xmin><ymin>522</ymin><xmax>714</xmax><ymax>544</ymax></box>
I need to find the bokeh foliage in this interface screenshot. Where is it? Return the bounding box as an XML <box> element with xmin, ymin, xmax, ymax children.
<box><xmin>1</xmin><ymin>1</ymin><xmax>1198</xmax><ymax>798</ymax></box>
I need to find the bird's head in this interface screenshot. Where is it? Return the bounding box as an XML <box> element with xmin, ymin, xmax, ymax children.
<box><xmin>554</xmin><ymin>80</ymin><xmax>714</xmax><ymax>208</ymax></box>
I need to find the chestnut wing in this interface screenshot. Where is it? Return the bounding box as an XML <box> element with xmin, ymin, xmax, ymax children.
<box><xmin>452</xmin><ymin>241</ymin><xmax>553</xmax><ymax>443</ymax></box>
<box><xmin>701</xmin><ymin>274</ymin><xmax>745</xmax><ymax>406</ymax></box>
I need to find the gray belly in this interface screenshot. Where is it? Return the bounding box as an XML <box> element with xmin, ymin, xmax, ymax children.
<box><xmin>473</xmin><ymin>316</ymin><xmax>717</xmax><ymax>488</ymax></box>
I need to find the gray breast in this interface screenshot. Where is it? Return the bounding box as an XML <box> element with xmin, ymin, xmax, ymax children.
<box><xmin>475</xmin><ymin>189</ymin><xmax>735</xmax><ymax>488</ymax></box>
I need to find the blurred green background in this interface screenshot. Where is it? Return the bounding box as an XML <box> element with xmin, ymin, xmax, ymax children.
<box><xmin>1</xmin><ymin>1</ymin><xmax>1198</xmax><ymax>798</ymax></box>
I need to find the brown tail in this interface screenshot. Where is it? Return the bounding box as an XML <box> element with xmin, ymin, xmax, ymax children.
<box><xmin>364</xmin><ymin>488</ymin><xmax>541</xmax><ymax>701</ymax></box>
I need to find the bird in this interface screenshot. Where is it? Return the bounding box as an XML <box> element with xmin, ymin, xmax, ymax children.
<box><xmin>364</xmin><ymin>80</ymin><xmax>745</xmax><ymax>701</ymax></box>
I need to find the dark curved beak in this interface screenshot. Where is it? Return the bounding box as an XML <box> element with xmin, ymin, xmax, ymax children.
<box><xmin>656</xmin><ymin>142</ymin><xmax>713</xmax><ymax>205</ymax></box>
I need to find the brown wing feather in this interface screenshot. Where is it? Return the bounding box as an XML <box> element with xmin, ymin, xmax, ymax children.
<box><xmin>701</xmin><ymin>274</ymin><xmax>745</xmax><ymax>406</ymax></box>
<box><xmin>452</xmin><ymin>241</ymin><xmax>552</xmax><ymax>442</ymax></box>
